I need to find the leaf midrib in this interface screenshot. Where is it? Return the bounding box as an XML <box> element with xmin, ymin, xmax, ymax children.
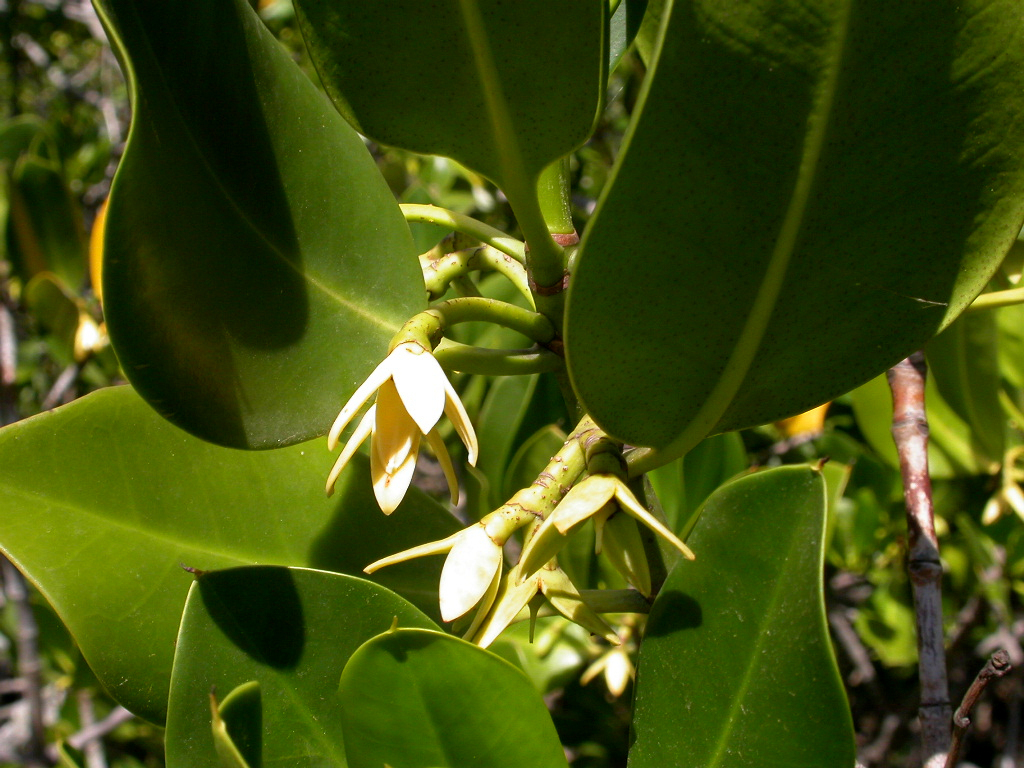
<box><xmin>705</xmin><ymin>476</ymin><xmax>821</xmax><ymax>766</ymax></box>
<box><xmin>660</xmin><ymin>0</ymin><xmax>855</xmax><ymax>461</ymax></box>
<box><xmin>122</xmin><ymin>0</ymin><xmax>401</xmax><ymax>333</ymax></box>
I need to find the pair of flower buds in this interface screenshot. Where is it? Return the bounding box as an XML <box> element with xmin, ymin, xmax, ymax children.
<box><xmin>327</xmin><ymin>340</ymin><xmax>694</xmax><ymax>643</ymax></box>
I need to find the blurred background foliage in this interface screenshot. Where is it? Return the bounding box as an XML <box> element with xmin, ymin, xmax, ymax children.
<box><xmin>0</xmin><ymin>1</ymin><xmax>1020</xmax><ymax>766</ymax></box>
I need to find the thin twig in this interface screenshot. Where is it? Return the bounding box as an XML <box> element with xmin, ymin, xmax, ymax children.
<box><xmin>1</xmin><ymin>559</ymin><xmax>48</xmax><ymax>767</ymax></box>
<box><xmin>0</xmin><ymin>297</ymin><xmax>17</xmax><ymax>426</ymax></box>
<box><xmin>888</xmin><ymin>352</ymin><xmax>951</xmax><ymax>768</ymax></box>
<box><xmin>945</xmin><ymin>650</ymin><xmax>1012</xmax><ymax>768</ymax></box>
<box><xmin>44</xmin><ymin>705</ymin><xmax>135</xmax><ymax>764</ymax></box>
<box><xmin>41</xmin><ymin>362</ymin><xmax>80</xmax><ymax>411</ymax></box>
<box><xmin>859</xmin><ymin>713</ymin><xmax>902</xmax><ymax>767</ymax></box>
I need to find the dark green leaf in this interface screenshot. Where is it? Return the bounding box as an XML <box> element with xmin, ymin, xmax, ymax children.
<box><xmin>211</xmin><ymin>682</ymin><xmax>261</xmax><ymax>768</ymax></box>
<box><xmin>0</xmin><ymin>387</ymin><xmax>458</xmax><ymax>724</ymax></box>
<box><xmin>7</xmin><ymin>155</ymin><xmax>86</xmax><ymax>288</ymax></box>
<box><xmin>567</xmin><ymin>0</ymin><xmax>1024</xmax><ymax>455</ymax></box>
<box><xmin>96</xmin><ymin>0</ymin><xmax>424</xmax><ymax>448</ymax></box>
<box><xmin>646</xmin><ymin>432</ymin><xmax>747</xmax><ymax>534</ymax></box>
<box><xmin>293</xmin><ymin>0</ymin><xmax>606</xmax><ymax>217</ymax></box>
<box><xmin>609</xmin><ymin>0</ymin><xmax>649</xmax><ymax>71</ymax></box>
<box><xmin>338</xmin><ymin>628</ymin><xmax>568</xmax><ymax>768</ymax></box>
<box><xmin>168</xmin><ymin>568</ymin><xmax>436</xmax><ymax>768</ymax></box>
<box><xmin>629</xmin><ymin>466</ymin><xmax>854</xmax><ymax>767</ymax></box>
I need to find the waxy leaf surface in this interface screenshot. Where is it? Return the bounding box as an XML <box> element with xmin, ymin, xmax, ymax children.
<box><xmin>567</xmin><ymin>0</ymin><xmax>1024</xmax><ymax>452</ymax></box>
<box><xmin>167</xmin><ymin>568</ymin><xmax>436</xmax><ymax>768</ymax></box>
<box><xmin>629</xmin><ymin>465</ymin><xmax>854</xmax><ymax>767</ymax></box>
<box><xmin>338</xmin><ymin>628</ymin><xmax>568</xmax><ymax>768</ymax></box>
<box><xmin>0</xmin><ymin>387</ymin><xmax>458</xmax><ymax>724</ymax></box>
<box><xmin>294</xmin><ymin>0</ymin><xmax>606</xmax><ymax>215</ymax></box>
<box><xmin>96</xmin><ymin>0</ymin><xmax>423</xmax><ymax>448</ymax></box>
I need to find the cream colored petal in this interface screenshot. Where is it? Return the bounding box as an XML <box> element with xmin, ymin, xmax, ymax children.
<box><xmin>471</xmin><ymin>569</ymin><xmax>539</xmax><ymax>649</ymax></box>
<box><xmin>442</xmin><ymin>377</ymin><xmax>479</xmax><ymax>465</ymax></box>
<box><xmin>363</xmin><ymin>529</ymin><xmax>464</xmax><ymax>574</ymax></box>
<box><xmin>539</xmin><ymin>568</ymin><xmax>619</xmax><ymax>645</ymax></box>
<box><xmin>603</xmin><ymin>650</ymin><xmax>634</xmax><ymax>698</ymax></box>
<box><xmin>460</xmin><ymin>562</ymin><xmax>502</xmax><ymax>641</ymax></box>
<box><xmin>326</xmin><ymin>405</ymin><xmax>376</xmax><ymax>497</ymax></box>
<box><xmin>439</xmin><ymin>525</ymin><xmax>503</xmax><ymax>622</ymax></box>
<box><xmin>370</xmin><ymin>431</ymin><xmax>419</xmax><ymax>515</ymax></box>
<box><xmin>614</xmin><ymin>482</ymin><xmax>696</xmax><ymax>560</ymax></box>
<box><xmin>328</xmin><ymin>355</ymin><xmax>395</xmax><ymax>450</ymax></box>
<box><xmin>516</xmin><ymin>514</ymin><xmax>572</xmax><ymax>584</ymax></box>
<box><xmin>425</xmin><ymin>428</ymin><xmax>459</xmax><ymax>503</ymax></box>
<box><xmin>374</xmin><ymin>379</ymin><xmax>418</xmax><ymax>472</ymax></box>
<box><xmin>602</xmin><ymin>512</ymin><xmax>652</xmax><ymax>597</ymax></box>
<box><xmin>390</xmin><ymin>342</ymin><xmax>448</xmax><ymax>436</ymax></box>
<box><xmin>551</xmin><ymin>476</ymin><xmax>617</xmax><ymax>534</ymax></box>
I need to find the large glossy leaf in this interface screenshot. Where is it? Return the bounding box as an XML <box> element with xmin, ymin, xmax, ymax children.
<box><xmin>0</xmin><ymin>387</ymin><xmax>458</xmax><ymax>724</ymax></box>
<box><xmin>338</xmin><ymin>628</ymin><xmax>568</xmax><ymax>768</ymax></box>
<box><xmin>293</xmin><ymin>0</ymin><xmax>606</xmax><ymax>219</ymax></box>
<box><xmin>567</xmin><ymin>0</ymin><xmax>1024</xmax><ymax>455</ymax></box>
<box><xmin>629</xmin><ymin>465</ymin><xmax>854</xmax><ymax>767</ymax></box>
<box><xmin>96</xmin><ymin>0</ymin><xmax>423</xmax><ymax>449</ymax></box>
<box><xmin>167</xmin><ymin>567</ymin><xmax>437</xmax><ymax>768</ymax></box>
<box><xmin>646</xmin><ymin>431</ymin><xmax>747</xmax><ymax>533</ymax></box>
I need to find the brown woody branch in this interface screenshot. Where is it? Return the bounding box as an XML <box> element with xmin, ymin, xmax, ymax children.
<box><xmin>944</xmin><ymin>650</ymin><xmax>1012</xmax><ymax>768</ymax></box>
<box><xmin>887</xmin><ymin>352</ymin><xmax>951</xmax><ymax>768</ymax></box>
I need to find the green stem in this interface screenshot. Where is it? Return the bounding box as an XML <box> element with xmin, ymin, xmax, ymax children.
<box><xmin>398</xmin><ymin>297</ymin><xmax>556</xmax><ymax>349</ymax></box>
<box><xmin>966</xmin><ymin>286</ymin><xmax>1024</xmax><ymax>312</ymax></box>
<box><xmin>451</xmin><ymin>275</ymin><xmax>482</xmax><ymax>298</ymax></box>
<box><xmin>433</xmin><ymin>339</ymin><xmax>564</xmax><ymax>376</ymax></box>
<box><xmin>537</xmin><ymin>158</ymin><xmax>574</xmax><ymax>236</ymax></box>
<box><xmin>401</xmin><ymin>204</ymin><xmax>526</xmax><ymax>263</ymax></box>
<box><xmin>422</xmin><ymin>246</ymin><xmax>534</xmax><ymax>307</ymax></box>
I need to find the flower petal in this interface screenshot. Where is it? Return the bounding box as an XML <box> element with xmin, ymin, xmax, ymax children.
<box><xmin>370</xmin><ymin>428</ymin><xmax>419</xmax><ymax>515</ymax></box>
<box><xmin>439</xmin><ymin>525</ymin><xmax>503</xmax><ymax>622</ymax></box>
<box><xmin>460</xmin><ymin>563</ymin><xmax>503</xmax><ymax>641</ymax></box>
<box><xmin>551</xmin><ymin>475</ymin><xmax>617</xmax><ymax>533</ymax></box>
<box><xmin>363</xmin><ymin>529</ymin><xmax>464</xmax><ymax>574</ymax></box>
<box><xmin>442</xmin><ymin>376</ymin><xmax>479</xmax><ymax>465</ymax></box>
<box><xmin>425</xmin><ymin>427</ymin><xmax>459</xmax><ymax>503</ymax></box>
<box><xmin>470</xmin><ymin>567</ymin><xmax>539</xmax><ymax>648</ymax></box>
<box><xmin>327</xmin><ymin>355</ymin><xmax>395</xmax><ymax>450</ymax></box>
<box><xmin>373</xmin><ymin>379</ymin><xmax>418</xmax><ymax>472</ymax></box>
<box><xmin>613</xmin><ymin>481</ymin><xmax>696</xmax><ymax>560</ymax></box>
<box><xmin>539</xmin><ymin>568</ymin><xmax>619</xmax><ymax>644</ymax></box>
<box><xmin>390</xmin><ymin>342</ymin><xmax>448</xmax><ymax>435</ymax></box>
<box><xmin>326</xmin><ymin>404</ymin><xmax>376</xmax><ymax>496</ymax></box>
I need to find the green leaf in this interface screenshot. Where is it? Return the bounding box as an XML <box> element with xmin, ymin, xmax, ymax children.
<box><xmin>0</xmin><ymin>386</ymin><xmax>458</xmax><ymax>724</ymax></box>
<box><xmin>95</xmin><ymin>0</ymin><xmax>424</xmax><ymax>449</ymax></box>
<box><xmin>629</xmin><ymin>465</ymin><xmax>854</xmax><ymax>768</ymax></box>
<box><xmin>338</xmin><ymin>628</ymin><xmax>569</xmax><ymax>768</ymax></box>
<box><xmin>926</xmin><ymin>310</ymin><xmax>1006</xmax><ymax>464</ymax></box>
<box><xmin>293</xmin><ymin>0</ymin><xmax>606</xmax><ymax>220</ymax></box>
<box><xmin>646</xmin><ymin>432</ymin><xmax>747</xmax><ymax>534</ymax></box>
<box><xmin>168</xmin><ymin>568</ymin><xmax>437</xmax><ymax>768</ymax></box>
<box><xmin>608</xmin><ymin>0</ymin><xmax>649</xmax><ymax>71</ymax></box>
<box><xmin>567</xmin><ymin>0</ymin><xmax>1024</xmax><ymax>456</ymax></box>
<box><xmin>211</xmin><ymin>682</ymin><xmax>261</xmax><ymax>768</ymax></box>
<box><xmin>998</xmin><ymin>303</ymin><xmax>1024</xmax><ymax>390</ymax></box>
<box><xmin>7</xmin><ymin>155</ymin><xmax>86</xmax><ymax>288</ymax></box>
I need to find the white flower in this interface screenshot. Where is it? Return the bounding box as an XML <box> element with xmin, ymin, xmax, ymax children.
<box><xmin>363</xmin><ymin>516</ymin><xmax>507</xmax><ymax>624</ymax></box>
<box><xmin>326</xmin><ymin>341</ymin><xmax>478</xmax><ymax>514</ymax></box>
